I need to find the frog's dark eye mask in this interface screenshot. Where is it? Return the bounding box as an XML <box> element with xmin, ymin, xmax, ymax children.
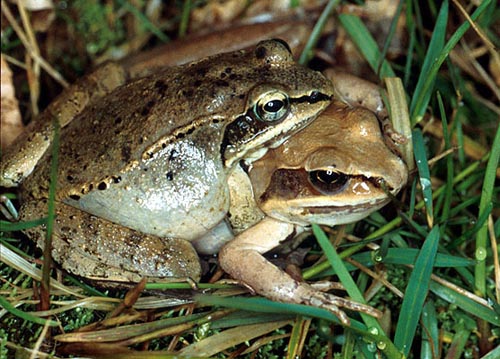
<box><xmin>220</xmin><ymin>88</ymin><xmax>332</xmax><ymax>167</ymax></box>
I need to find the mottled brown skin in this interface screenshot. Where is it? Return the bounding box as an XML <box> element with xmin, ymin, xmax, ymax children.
<box><xmin>23</xmin><ymin>40</ymin><xmax>332</xmax><ymax>202</ymax></box>
<box><xmin>16</xmin><ymin>40</ymin><xmax>334</xmax><ymax>283</ymax></box>
<box><xmin>10</xmin><ymin>33</ymin><xmax>409</xmax><ymax>325</ymax></box>
<box><xmin>252</xmin><ymin>100</ymin><xmax>408</xmax><ymax>225</ymax></box>
<box><xmin>222</xmin><ymin>97</ymin><xmax>408</xmax><ymax>325</ymax></box>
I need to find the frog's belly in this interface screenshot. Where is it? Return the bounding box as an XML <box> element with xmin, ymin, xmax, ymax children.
<box><xmin>65</xmin><ymin>139</ymin><xmax>230</xmax><ymax>241</ymax></box>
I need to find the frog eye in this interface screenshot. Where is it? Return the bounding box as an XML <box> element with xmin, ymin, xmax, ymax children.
<box><xmin>308</xmin><ymin>170</ymin><xmax>349</xmax><ymax>195</ymax></box>
<box><xmin>254</xmin><ymin>91</ymin><xmax>290</xmax><ymax>122</ymax></box>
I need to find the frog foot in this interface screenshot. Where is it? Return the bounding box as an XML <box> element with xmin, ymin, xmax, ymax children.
<box><xmin>309</xmin><ymin>281</ymin><xmax>382</xmax><ymax>318</ymax></box>
<box><xmin>295</xmin><ymin>285</ymin><xmax>382</xmax><ymax>325</ymax></box>
<box><xmin>219</xmin><ymin>218</ymin><xmax>382</xmax><ymax>326</ymax></box>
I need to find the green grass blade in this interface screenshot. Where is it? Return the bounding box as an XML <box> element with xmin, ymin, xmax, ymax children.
<box><xmin>377</xmin><ymin>0</ymin><xmax>404</xmax><ymax>74</ymax></box>
<box><xmin>197</xmin><ymin>294</ymin><xmax>344</xmax><ymax>324</ymax></box>
<box><xmin>338</xmin><ymin>14</ymin><xmax>395</xmax><ymax>78</ymax></box>
<box><xmin>178</xmin><ymin>0</ymin><xmax>191</xmax><ymax>37</ymax></box>
<box><xmin>115</xmin><ymin>0</ymin><xmax>169</xmax><ymax>42</ymax></box>
<box><xmin>195</xmin><ymin>295</ymin><xmax>402</xmax><ymax>358</ymax></box>
<box><xmin>429</xmin><ymin>281</ymin><xmax>500</xmax><ymax>326</ymax></box>
<box><xmin>361</xmin><ymin>248</ymin><xmax>474</xmax><ymax>268</ymax></box>
<box><xmin>0</xmin><ymin>295</ymin><xmax>59</xmax><ymax>327</ymax></box>
<box><xmin>299</xmin><ymin>0</ymin><xmax>339</xmax><ymax>65</ymax></box>
<box><xmin>341</xmin><ymin>330</ymin><xmax>357</xmax><ymax>358</ymax></box>
<box><xmin>453</xmin><ymin>202</ymin><xmax>493</xmax><ymax>247</ymax></box>
<box><xmin>0</xmin><ymin>218</ymin><xmax>47</xmax><ymax>231</ymax></box>
<box><xmin>475</xmin><ymin>124</ymin><xmax>500</xmax><ymax>294</ymax></box>
<box><xmin>480</xmin><ymin>345</ymin><xmax>500</xmax><ymax>359</ymax></box>
<box><xmin>312</xmin><ymin>225</ymin><xmax>384</xmax><ymax>332</ymax></box>
<box><xmin>410</xmin><ymin>0</ymin><xmax>493</xmax><ymax>124</ymax></box>
<box><xmin>409</xmin><ymin>0</ymin><xmax>447</xmax><ymax>123</ymax></box>
<box><xmin>413</xmin><ymin>129</ymin><xmax>434</xmax><ymax>227</ymax></box>
<box><xmin>210</xmin><ymin>311</ymin><xmax>294</xmax><ymax>329</ymax></box>
<box><xmin>420</xmin><ymin>301</ymin><xmax>439</xmax><ymax>359</ymax></box>
<box><xmin>287</xmin><ymin>316</ymin><xmax>309</xmax><ymax>359</ymax></box>
<box><xmin>403</xmin><ymin>1</ymin><xmax>416</xmax><ymax>87</ymax></box>
<box><xmin>316</xmin><ymin>249</ymin><xmax>474</xmax><ymax>277</ymax></box>
<box><xmin>445</xmin><ymin>324</ymin><xmax>471</xmax><ymax>359</ymax></box>
<box><xmin>436</xmin><ymin>92</ymin><xmax>454</xmax><ymax>227</ymax></box>
<box><xmin>394</xmin><ymin>226</ymin><xmax>440</xmax><ymax>356</ymax></box>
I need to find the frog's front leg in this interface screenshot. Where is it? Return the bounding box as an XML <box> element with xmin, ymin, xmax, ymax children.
<box><xmin>219</xmin><ymin>217</ymin><xmax>381</xmax><ymax>325</ymax></box>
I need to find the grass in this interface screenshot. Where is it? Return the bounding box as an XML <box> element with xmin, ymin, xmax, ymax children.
<box><xmin>1</xmin><ymin>0</ymin><xmax>499</xmax><ymax>358</ymax></box>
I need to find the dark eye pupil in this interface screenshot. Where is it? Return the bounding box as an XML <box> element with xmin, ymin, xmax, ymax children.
<box><xmin>309</xmin><ymin>170</ymin><xmax>348</xmax><ymax>195</ymax></box>
<box><xmin>254</xmin><ymin>92</ymin><xmax>289</xmax><ymax>122</ymax></box>
<box><xmin>264</xmin><ymin>100</ymin><xmax>284</xmax><ymax>113</ymax></box>
<box><xmin>317</xmin><ymin>170</ymin><xmax>339</xmax><ymax>183</ymax></box>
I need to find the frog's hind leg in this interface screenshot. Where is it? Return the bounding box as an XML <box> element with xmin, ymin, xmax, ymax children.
<box><xmin>21</xmin><ymin>200</ymin><xmax>202</xmax><ymax>284</ymax></box>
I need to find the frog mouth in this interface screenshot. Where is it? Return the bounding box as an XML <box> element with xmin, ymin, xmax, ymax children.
<box><xmin>300</xmin><ymin>198</ymin><xmax>390</xmax><ymax>214</ymax></box>
<box><xmin>263</xmin><ymin>196</ymin><xmax>390</xmax><ymax>227</ymax></box>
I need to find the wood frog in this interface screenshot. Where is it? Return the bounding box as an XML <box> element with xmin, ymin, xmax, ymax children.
<box><xmin>6</xmin><ymin>39</ymin><xmax>334</xmax><ymax>282</ymax></box>
<box><xmin>221</xmin><ymin>99</ymin><xmax>408</xmax><ymax>324</ymax></box>
<box><xmin>3</xmin><ymin>29</ymin><xmax>409</xmax><ymax>324</ymax></box>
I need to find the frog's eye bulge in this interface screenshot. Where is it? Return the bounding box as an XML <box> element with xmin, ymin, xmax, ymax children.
<box><xmin>254</xmin><ymin>39</ymin><xmax>293</xmax><ymax>65</ymax></box>
<box><xmin>254</xmin><ymin>90</ymin><xmax>290</xmax><ymax>122</ymax></box>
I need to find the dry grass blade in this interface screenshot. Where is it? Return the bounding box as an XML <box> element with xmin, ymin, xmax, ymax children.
<box><xmin>286</xmin><ymin>316</ymin><xmax>311</xmax><ymax>359</ymax></box>
<box><xmin>490</xmin><ymin>216</ymin><xmax>500</xmax><ymax>303</ymax></box>
<box><xmin>385</xmin><ymin>77</ymin><xmax>414</xmax><ymax>171</ymax></box>
<box><xmin>17</xmin><ymin>1</ymin><xmax>41</xmax><ymax>115</ymax></box>
<box><xmin>0</xmin><ymin>244</ymin><xmax>83</xmax><ymax>297</ymax></box>
<box><xmin>1</xmin><ymin>0</ymin><xmax>68</xmax><ymax>88</ymax></box>
<box><xmin>180</xmin><ymin>320</ymin><xmax>291</xmax><ymax>357</ymax></box>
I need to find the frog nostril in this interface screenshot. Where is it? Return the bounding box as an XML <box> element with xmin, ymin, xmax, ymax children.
<box><xmin>309</xmin><ymin>91</ymin><xmax>320</xmax><ymax>102</ymax></box>
<box><xmin>308</xmin><ymin>90</ymin><xmax>332</xmax><ymax>104</ymax></box>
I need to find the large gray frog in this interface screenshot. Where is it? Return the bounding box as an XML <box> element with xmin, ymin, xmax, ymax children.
<box><xmin>11</xmin><ymin>40</ymin><xmax>334</xmax><ymax>282</ymax></box>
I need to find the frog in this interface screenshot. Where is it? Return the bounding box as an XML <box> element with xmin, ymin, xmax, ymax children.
<box><xmin>11</xmin><ymin>39</ymin><xmax>334</xmax><ymax>283</ymax></box>
<box><xmin>4</xmin><ymin>31</ymin><xmax>409</xmax><ymax>324</ymax></box>
<box><xmin>219</xmin><ymin>99</ymin><xmax>408</xmax><ymax>325</ymax></box>
<box><xmin>0</xmin><ymin>28</ymin><xmax>310</xmax><ymax>188</ymax></box>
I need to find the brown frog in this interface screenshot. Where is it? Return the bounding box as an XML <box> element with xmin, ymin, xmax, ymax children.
<box><xmin>220</xmin><ymin>98</ymin><xmax>408</xmax><ymax>324</ymax></box>
<box><xmin>5</xmin><ymin>40</ymin><xmax>334</xmax><ymax>283</ymax></box>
